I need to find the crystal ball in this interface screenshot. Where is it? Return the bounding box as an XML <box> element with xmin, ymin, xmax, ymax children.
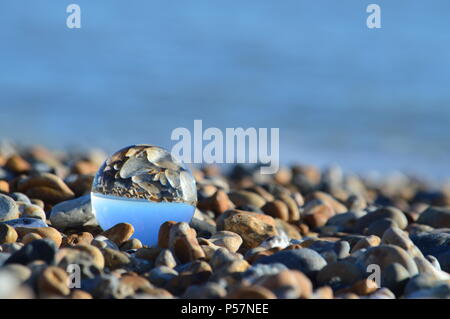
<box><xmin>91</xmin><ymin>144</ymin><xmax>197</xmax><ymax>246</ymax></box>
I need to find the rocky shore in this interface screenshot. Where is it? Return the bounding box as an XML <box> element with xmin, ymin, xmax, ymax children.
<box><xmin>0</xmin><ymin>143</ymin><xmax>450</xmax><ymax>299</ymax></box>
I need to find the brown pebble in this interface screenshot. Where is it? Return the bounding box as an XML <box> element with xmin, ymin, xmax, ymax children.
<box><xmin>120</xmin><ymin>238</ymin><xmax>143</xmax><ymax>251</ymax></box>
<box><xmin>70</xmin><ymin>290</ymin><xmax>93</xmax><ymax>299</ymax></box>
<box><xmin>277</xmin><ymin>193</ymin><xmax>301</xmax><ymax>222</ymax></box>
<box><xmin>71</xmin><ymin>160</ymin><xmax>98</xmax><ymax>175</ymax></box>
<box><xmin>198</xmin><ymin>190</ymin><xmax>235</xmax><ymax>215</ymax></box>
<box><xmin>22</xmin><ymin>232</ymin><xmax>43</xmax><ymax>245</ymax></box>
<box><xmin>312</xmin><ymin>286</ymin><xmax>334</xmax><ymax>299</ymax></box>
<box><xmin>17</xmin><ymin>173</ymin><xmax>75</xmax><ymax>205</ymax></box>
<box><xmin>306</xmin><ymin>191</ymin><xmax>347</xmax><ymax>214</ymax></box>
<box><xmin>256</xmin><ymin>269</ymin><xmax>312</xmax><ymax>299</ymax></box>
<box><xmin>16</xmin><ymin>227</ymin><xmax>62</xmax><ymax>247</ymax></box>
<box><xmin>169</xmin><ymin>222</ymin><xmax>205</xmax><ymax>263</ymax></box>
<box><xmin>228</xmin><ymin>190</ymin><xmax>266</xmax><ymax>208</ymax></box>
<box><xmin>158</xmin><ymin>221</ymin><xmax>177</xmax><ymax>249</ymax></box>
<box><xmin>262</xmin><ymin>200</ymin><xmax>289</xmax><ymax>221</ymax></box>
<box><xmin>350</xmin><ymin>278</ymin><xmax>379</xmax><ymax>296</ymax></box>
<box><xmin>351</xmin><ymin>235</ymin><xmax>381</xmax><ymax>253</ymax></box>
<box><xmin>0</xmin><ymin>180</ymin><xmax>10</xmax><ymax>193</ymax></box>
<box><xmin>73</xmin><ymin>244</ymin><xmax>105</xmax><ymax>269</ymax></box>
<box><xmin>62</xmin><ymin>232</ymin><xmax>94</xmax><ymax>247</ymax></box>
<box><xmin>120</xmin><ymin>275</ymin><xmax>152</xmax><ymax>292</ymax></box>
<box><xmin>0</xmin><ymin>223</ymin><xmax>18</xmax><ymax>244</ymax></box>
<box><xmin>245</xmin><ymin>186</ymin><xmax>275</xmax><ymax>202</ymax></box>
<box><xmin>38</xmin><ymin>266</ymin><xmax>70</xmax><ymax>296</ymax></box>
<box><xmin>223</xmin><ymin>211</ymin><xmax>278</xmax><ymax>249</ymax></box>
<box><xmin>102</xmin><ymin>223</ymin><xmax>134</xmax><ymax>246</ymax></box>
<box><xmin>5</xmin><ymin>155</ymin><xmax>31</xmax><ymax>173</ymax></box>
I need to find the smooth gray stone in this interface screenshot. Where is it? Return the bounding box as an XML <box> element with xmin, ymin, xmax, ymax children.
<box><xmin>50</xmin><ymin>194</ymin><xmax>96</xmax><ymax>229</ymax></box>
<box><xmin>255</xmin><ymin>248</ymin><xmax>327</xmax><ymax>279</ymax></box>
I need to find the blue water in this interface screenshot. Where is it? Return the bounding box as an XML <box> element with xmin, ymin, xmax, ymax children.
<box><xmin>0</xmin><ymin>1</ymin><xmax>449</xmax><ymax>179</ymax></box>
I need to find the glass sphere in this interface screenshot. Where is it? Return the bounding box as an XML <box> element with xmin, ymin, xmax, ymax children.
<box><xmin>91</xmin><ymin>144</ymin><xmax>197</xmax><ymax>246</ymax></box>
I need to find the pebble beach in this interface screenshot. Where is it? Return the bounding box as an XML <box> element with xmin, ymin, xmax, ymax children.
<box><xmin>0</xmin><ymin>143</ymin><xmax>450</xmax><ymax>299</ymax></box>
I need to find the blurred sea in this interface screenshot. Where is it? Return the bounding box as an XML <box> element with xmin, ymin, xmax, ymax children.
<box><xmin>0</xmin><ymin>1</ymin><xmax>449</xmax><ymax>180</ymax></box>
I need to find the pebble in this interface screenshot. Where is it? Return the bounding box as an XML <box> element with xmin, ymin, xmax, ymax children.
<box><xmin>0</xmin><ymin>268</ymin><xmax>21</xmax><ymax>298</ymax></box>
<box><xmin>354</xmin><ymin>206</ymin><xmax>408</xmax><ymax>233</ymax></box>
<box><xmin>380</xmin><ymin>262</ymin><xmax>411</xmax><ymax>295</ymax></box>
<box><xmin>38</xmin><ymin>266</ymin><xmax>70</xmax><ymax>297</ymax></box>
<box><xmin>326</xmin><ymin>211</ymin><xmax>365</xmax><ymax>233</ymax></box>
<box><xmin>366</xmin><ymin>218</ymin><xmax>398</xmax><ymax>237</ymax></box>
<box><xmin>227</xmin><ymin>285</ymin><xmax>276</xmax><ymax>299</ymax></box>
<box><xmin>0</xmin><ymin>180</ymin><xmax>9</xmax><ymax>193</ymax></box>
<box><xmin>182</xmin><ymin>282</ymin><xmax>227</xmax><ymax>299</ymax></box>
<box><xmin>197</xmin><ymin>190</ymin><xmax>234</xmax><ymax>215</ymax></box>
<box><xmin>306</xmin><ymin>191</ymin><xmax>348</xmax><ymax>214</ymax></box>
<box><xmin>57</xmin><ymin>249</ymin><xmax>101</xmax><ymax>279</ymax></box>
<box><xmin>92</xmin><ymin>235</ymin><xmax>119</xmax><ymax>250</ymax></box>
<box><xmin>49</xmin><ymin>194</ymin><xmax>95</xmax><ymax>229</ymax></box>
<box><xmin>16</xmin><ymin>202</ymin><xmax>46</xmax><ymax>220</ymax></box>
<box><xmin>317</xmin><ymin>260</ymin><xmax>363</xmax><ymax>288</ymax></box>
<box><xmin>362</xmin><ymin>245</ymin><xmax>418</xmax><ymax>276</ymax></box>
<box><xmin>417</xmin><ymin>206</ymin><xmax>450</xmax><ymax>228</ymax></box>
<box><xmin>148</xmin><ymin>266</ymin><xmax>178</xmax><ymax>287</ymax></box>
<box><xmin>134</xmin><ymin>246</ymin><xmax>161</xmax><ymax>261</ymax></box>
<box><xmin>158</xmin><ymin>221</ymin><xmax>176</xmax><ymax>249</ymax></box>
<box><xmin>381</xmin><ymin>227</ymin><xmax>423</xmax><ymax>258</ymax></box>
<box><xmin>1</xmin><ymin>264</ymin><xmax>32</xmax><ymax>282</ymax></box>
<box><xmin>189</xmin><ymin>216</ymin><xmax>217</xmax><ymax>238</ymax></box>
<box><xmin>168</xmin><ymin>222</ymin><xmax>205</xmax><ymax>263</ymax></box>
<box><xmin>120</xmin><ymin>238</ymin><xmax>143</xmax><ymax>251</ymax></box>
<box><xmin>102</xmin><ymin>248</ymin><xmax>130</xmax><ymax>270</ymax></box>
<box><xmin>155</xmin><ymin>249</ymin><xmax>177</xmax><ymax>268</ymax></box>
<box><xmin>15</xmin><ymin>227</ymin><xmax>62</xmax><ymax>248</ymax></box>
<box><xmin>223</xmin><ymin>211</ymin><xmax>278</xmax><ymax>249</ymax></box>
<box><xmin>351</xmin><ymin>235</ymin><xmax>380</xmax><ymax>253</ymax></box>
<box><xmin>303</xmin><ymin>200</ymin><xmax>335</xmax><ymax>228</ymax></box>
<box><xmin>274</xmin><ymin>219</ymin><xmax>302</xmax><ymax>240</ymax></box>
<box><xmin>254</xmin><ymin>269</ymin><xmax>312</xmax><ymax>299</ymax></box>
<box><xmin>17</xmin><ymin>172</ymin><xmax>75</xmax><ymax>205</ymax></box>
<box><xmin>276</xmin><ymin>193</ymin><xmax>301</xmax><ymax>222</ymax></box>
<box><xmin>228</xmin><ymin>190</ymin><xmax>266</xmax><ymax>208</ymax></box>
<box><xmin>0</xmin><ymin>224</ymin><xmax>18</xmax><ymax>244</ymax></box>
<box><xmin>22</xmin><ymin>233</ymin><xmax>43</xmax><ymax>245</ymax></box>
<box><xmin>0</xmin><ymin>194</ymin><xmax>19</xmax><ymax>222</ymax></box>
<box><xmin>242</xmin><ymin>263</ymin><xmax>288</xmax><ymax>283</ymax></box>
<box><xmin>1</xmin><ymin>217</ymin><xmax>48</xmax><ymax>228</ymax></box>
<box><xmin>102</xmin><ymin>222</ymin><xmax>134</xmax><ymax>246</ymax></box>
<box><xmin>261</xmin><ymin>200</ymin><xmax>289</xmax><ymax>221</ymax></box>
<box><xmin>255</xmin><ymin>248</ymin><xmax>327</xmax><ymax>280</ymax></box>
<box><xmin>73</xmin><ymin>244</ymin><xmax>105</xmax><ymax>270</ymax></box>
<box><xmin>208</xmin><ymin>231</ymin><xmax>243</xmax><ymax>253</ymax></box>
<box><xmin>5</xmin><ymin>239</ymin><xmax>57</xmax><ymax>265</ymax></box>
<box><xmin>62</xmin><ymin>232</ymin><xmax>94</xmax><ymax>247</ymax></box>
<box><xmin>311</xmin><ymin>286</ymin><xmax>334</xmax><ymax>299</ymax></box>
<box><xmin>403</xmin><ymin>273</ymin><xmax>450</xmax><ymax>297</ymax></box>
<box><xmin>410</xmin><ymin>232</ymin><xmax>450</xmax><ymax>272</ymax></box>
<box><xmin>10</xmin><ymin>192</ymin><xmax>31</xmax><ymax>204</ymax></box>
<box><xmin>5</xmin><ymin>154</ymin><xmax>31</xmax><ymax>173</ymax></box>
<box><xmin>70</xmin><ymin>290</ymin><xmax>93</xmax><ymax>299</ymax></box>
